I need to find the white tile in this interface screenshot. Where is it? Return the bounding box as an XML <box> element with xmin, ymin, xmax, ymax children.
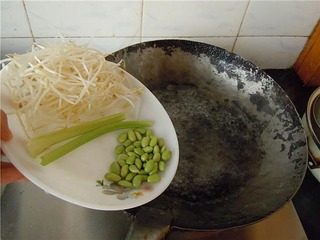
<box><xmin>1</xmin><ymin>38</ymin><xmax>34</xmax><ymax>59</ymax></box>
<box><xmin>1</xmin><ymin>1</ymin><xmax>32</xmax><ymax>37</ymax></box>
<box><xmin>233</xmin><ymin>37</ymin><xmax>308</xmax><ymax>69</ymax></box>
<box><xmin>24</xmin><ymin>1</ymin><xmax>142</xmax><ymax>37</ymax></box>
<box><xmin>142</xmin><ymin>1</ymin><xmax>248</xmax><ymax>37</ymax></box>
<box><xmin>240</xmin><ymin>1</ymin><xmax>320</xmax><ymax>36</ymax></box>
<box><xmin>141</xmin><ymin>37</ymin><xmax>236</xmax><ymax>52</ymax></box>
<box><xmin>33</xmin><ymin>37</ymin><xmax>141</xmax><ymax>54</ymax></box>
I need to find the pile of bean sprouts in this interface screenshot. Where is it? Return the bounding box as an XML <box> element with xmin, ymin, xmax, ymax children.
<box><xmin>1</xmin><ymin>41</ymin><xmax>142</xmax><ymax>137</ymax></box>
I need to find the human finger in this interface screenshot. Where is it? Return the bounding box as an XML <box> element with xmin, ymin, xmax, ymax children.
<box><xmin>1</xmin><ymin>110</ymin><xmax>13</xmax><ymax>141</ymax></box>
<box><xmin>1</xmin><ymin>162</ymin><xmax>28</xmax><ymax>184</ymax></box>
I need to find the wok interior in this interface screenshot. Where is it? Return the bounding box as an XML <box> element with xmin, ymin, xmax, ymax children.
<box><xmin>114</xmin><ymin>40</ymin><xmax>307</xmax><ymax>229</ymax></box>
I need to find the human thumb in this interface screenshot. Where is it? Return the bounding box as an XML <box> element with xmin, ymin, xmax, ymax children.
<box><xmin>1</xmin><ymin>110</ymin><xmax>13</xmax><ymax>141</ymax></box>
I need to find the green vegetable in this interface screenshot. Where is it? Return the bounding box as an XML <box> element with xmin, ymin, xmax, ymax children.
<box><xmin>143</xmin><ymin>146</ymin><xmax>153</xmax><ymax>153</ymax></box>
<box><xmin>159</xmin><ymin>161</ymin><xmax>166</xmax><ymax>171</ymax></box>
<box><xmin>117</xmin><ymin>133</ymin><xmax>128</xmax><ymax>143</ymax></box>
<box><xmin>125</xmin><ymin>172</ymin><xmax>136</xmax><ymax>181</ymax></box>
<box><xmin>127</xmin><ymin>152</ymin><xmax>138</xmax><ymax>157</ymax></box>
<box><xmin>27</xmin><ymin>113</ymin><xmax>126</xmax><ymax>157</ymax></box>
<box><xmin>115</xmin><ymin>145</ymin><xmax>125</xmax><ymax>155</ymax></box>
<box><xmin>149</xmin><ymin>163</ymin><xmax>158</xmax><ymax>175</ymax></box>
<box><xmin>110</xmin><ymin>162</ymin><xmax>121</xmax><ymax>175</ymax></box>
<box><xmin>117</xmin><ymin>159</ymin><xmax>126</xmax><ymax>167</ymax></box>
<box><xmin>153</xmin><ymin>145</ymin><xmax>160</xmax><ymax>154</ymax></box>
<box><xmin>132</xmin><ymin>175</ymin><xmax>142</xmax><ymax>187</ymax></box>
<box><xmin>103</xmin><ymin>127</ymin><xmax>172</xmax><ymax>189</ymax></box>
<box><xmin>120</xmin><ymin>165</ymin><xmax>129</xmax><ymax>178</ymax></box>
<box><xmin>126</xmin><ymin>155</ymin><xmax>136</xmax><ymax>165</ymax></box>
<box><xmin>147</xmin><ymin>173</ymin><xmax>161</xmax><ymax>183</ymax></box>
<box><xmin>133</xmin><ymin>141</ymin><xmax>141</xmax><ymax>148</ymax></box>
<box><xmin>128</xmin><ymin>130</ymin><xmax>136</xmax><ymax>142</ymax></box>
<box><xmin>153</xmin><ymin>152</ymin><xmax>161</xmax><ymax>162</ymax></box>
<box><xmin>123</xmin><ymin>139</ymin><xmax>132</xmax><ymax>147</ymax></box>
<box><xmin>158</xmin><ymin>138</ymin><xmax>165</xmax><ymax>148</ymax></box>
<box><xmin>144</xmin><ymin>160</ymin><xmax>155</xmax><ymax>173</ymax></box>
<box><xmin>141</xmin><ymin>136</ymin><xmax>150</xmax><ymax>147</ymax></box>
<box><xmin>40</xmin><ymin>120</ymin><xmax>153</xmax><ymax>166</ymax></box>
<box><xmin>133</xmin><ymin>148</ymin><xmax>143</xmax><ymax>156</ymax></box>
<box><xmin>135</xmin><ymin>158</ymin><xmax>142</xmax><ymax>169</ymax></box>
<box><xmin>129</xmin><ymin>165</ymin><xmax>139</xmax><ymax>173</ymax></box>
<box><xmin>134</xmin><ymin>131</ymin><xmax>142</xmax><ymax>140</ymax></box>
<box><xmin>118</xmin><ymin>180</ymin><xmax>132</xmax><ymax>188</ymax></box>
<box><xmin>104</xmin><ymin>172</ymin><xmax>121</xmax><ymax>182</ymax></box>
<box><xmin>125</xmin><ymin>145</ymin><xmax>135</xmax><ymax>152</ymax></box>
<box><xmin>149</xmin><ymin>136</ymin><xmax>158</xmax><ymax>147</ymax></box>
<box><xmin>161</xmin><ymin>150</ymin><xmax>172</xmax><ymax>161</ymax></box>
<box><xmin>141</xmin><ymin>153</ymin><xmax>149</xmax><ymax>162</ymax></box>
<box><xmin>135</xmin><ymin>128</ymin><xmax>146</xmax><ymax>134</ymax></box>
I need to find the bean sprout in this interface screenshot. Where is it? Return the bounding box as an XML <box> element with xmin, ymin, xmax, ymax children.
<box><xmin>1</xmin><ymin>41</ymin><xmax>142</xmax><ymax>137</ymax></box>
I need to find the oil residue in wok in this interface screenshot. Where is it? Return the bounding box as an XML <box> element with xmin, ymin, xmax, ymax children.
<box><xmin>153</xmin><ymin>84</ymin><xmax>266</xmax><ymax>205</ymax></box>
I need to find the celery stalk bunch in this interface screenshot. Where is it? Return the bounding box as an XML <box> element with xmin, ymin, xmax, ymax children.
<box><xmin>26</xmin><ymin>112</ymin><xmax>152</xmax><ymax>166</ymax></box>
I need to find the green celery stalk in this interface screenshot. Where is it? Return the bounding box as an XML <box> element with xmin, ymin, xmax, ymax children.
<box><xmin>40</xmin><ymin>120</ymin><xmax>153</xmax><ymax>166</ymax></box>
<box><xmin>27</xmin><ymin>113</ymin><xmax>126</xmax><ymax>157</ymax></box>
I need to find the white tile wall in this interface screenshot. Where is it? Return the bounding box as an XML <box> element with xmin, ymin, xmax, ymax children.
<box><xmin>1</xmin><ymin>0</ymin><xmax>320</xmax><ymax>69</ymax></box>
<box><xmin>1</xmin><ymin>0</ymin><xmax>32</xmax><ymax>37</ymax></box>
<box><xmin>240</xmin><ymin>1</ymin><xmax>319</xmax><ymax>36</ymax></box>
<box><xmin>24</xmin><ymin>1</ymin><xmax>142</xmax><ymax>38</ymax></box>
<box><xmin>233</xmin><ymin>36</ymin><xmax>308</xmax><ymax>69</ymax></box>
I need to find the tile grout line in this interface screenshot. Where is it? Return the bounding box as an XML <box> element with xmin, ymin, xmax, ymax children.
<box><xmin>138</xmin><ymin>35</ymin><xmax>309</xmax><ymax>38</ymax></box>
<box><xmin>231</xmin><ymin>0</ymin><xmax>251</xmax><ymax>53</ymax></box>
<box><xmin>139</xmin><ymin>0</ymin><xmax>145</xmax><ymax>43</ymax></box>
<box><xmin>0</xmin><ymin>35</ymin><xmax>310</xmax><ymax>40</ymax></box>
<box><xmin>22</xmin><ymin>0</ymin><xmax>35</xmax><ymax>43</ymax></box>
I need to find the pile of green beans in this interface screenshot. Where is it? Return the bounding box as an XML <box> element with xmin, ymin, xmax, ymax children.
<box><xmin>104</xmin><ymin>128</ymin><xmax>172</xmax><ymax>188</ymax></box>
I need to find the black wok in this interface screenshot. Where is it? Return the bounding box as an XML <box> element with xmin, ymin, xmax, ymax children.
<box><xmin>112</xmin><ymin>40</ymin><xmax>307</xmax><ymax>230</ymax></box>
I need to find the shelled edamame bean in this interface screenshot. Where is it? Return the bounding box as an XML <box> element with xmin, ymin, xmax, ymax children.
<box><xmin>104</xmin><ymin>128</ymin><xmax>172</xmax><ymax>188</ymax></box>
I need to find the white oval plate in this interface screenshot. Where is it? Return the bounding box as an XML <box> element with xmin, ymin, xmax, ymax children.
<box><xmin>1</xmin><ymin>62</ymin><xmax>179</xmax><ymax>210</ymax></box>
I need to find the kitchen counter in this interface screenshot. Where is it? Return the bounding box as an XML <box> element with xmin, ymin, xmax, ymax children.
<box><xmin>1</xmin><ymin>69</ymin><xmax>319</xmax><ymax>240</ymax></box>
<box><xmin>166</xmin><ymin>201</ymin><xmax>306</xmax><ymax>240</ymax></box>
<box><xmin>293</xmin><ymin>169</ymin><xmax>320</xmax><ymax>240</ymax></box>
<box><xmin>265</xmin><ymin>69</ymin><xmax>320</xmax><ymax>240</ymax></box>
